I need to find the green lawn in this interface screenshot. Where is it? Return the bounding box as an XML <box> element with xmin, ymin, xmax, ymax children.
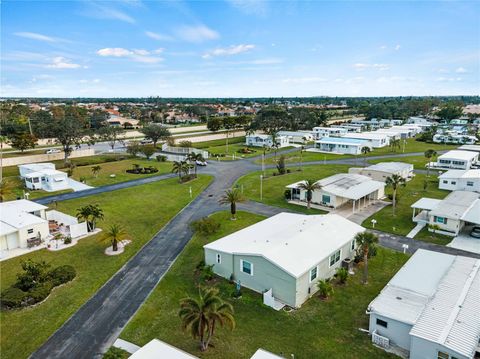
<box><xmin>189</xmin><ymin>136</ymin><xmax>246</xmax><ymax>149</ymax></box>
<box><xmin>362</xmin><ymin>174</ymin><xmax>450</xmax><ymax>237</ymax></box>
<box><xmin>367</xmin><ymin>155</ymin><xmax>439</xmax><ymax>170</ymax></box>
<box><xmin>2</xmin><ymin>149</ymin><xmax>48</xmax><ymax>158</ymax></box>
<box><xmin>414</xmin><ymin>227</ymin><xmax>453</xmax><ymax>246</ymax></box>
<box><xmin>120</xmin><ymin>210</ymin><xmax>406</xmax><ymax>359</ymax></box>
<box><xmin>235</xmin><ymin>164</ymin><xmax>352</xmax><ymax>214</ymax></box>
<box><xmin>0</xmin><ymin>175</ymin><xmax>213</xmax><ymax>359</ymax></box>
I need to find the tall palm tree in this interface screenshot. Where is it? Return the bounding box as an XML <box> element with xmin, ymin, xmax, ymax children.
<box><xmin>385</xmin><ymin>174</ymin><xmax>406</xmax><ymax>215</ymax></box>
<box><xmin>390</xmin><ymin>138</ymin><xmax>401</xmax><ymax>152</ymax></box>
<box><xmin>219</xmin><ymin>188</ymin><xmax>245</xmax><ymax>220</ymax></box>
<box><xmin>101</xmin><ymin>223</ymin><xmax>127</xmax><ymax>252</ymax></box>
<box><xmin>179</xmin><ymin>287</ymin><xmax>235</xmax><ymax>351</ymax></box>
<box><xmin>186</xmin><ymin>153</ymin><xmax>204</xmax><ymax>177</ymax></box>
<box><xmin>424</xmin><ymin>149</ymin><xmax>437</xmax><ymax>177</ymax></box>
<box><xmin>91</xmin><ymin>165</ymin><xmax>101</xmax><ymax>178</ymax></box>
<box><xmin>297</xmin><ymin>179</ymin><xmax>322</xmax><ymax>209</ymax></box>
<box><xmin>76</xmin><ymin>204</ymin><xmax>104</xmax><ymax>232</ymax></box>
<box><xmin>354</xmin><ymin>231</ymin><xmax>378</xmax><ymax>284</ymax></box>
<box><xmin>0</xmin><ymin>178</ymin><xmax>15</xmax><ymax>202</ymax></box>
<box><xmin>172</xmin><ymin>161</ymin><xmax>184</xmax><ymax>181</ymax></box>
<box><xmin>361</xmin><ymin>146</ymin><xmax>371</xmax><ymax>165</ymax></box>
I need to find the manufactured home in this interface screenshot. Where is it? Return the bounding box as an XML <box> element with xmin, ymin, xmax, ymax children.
<box><xmin>438</xmin><ymin>170</ymin><xmax>480</xmax><ymax>192</ymax></box>
<box><xmin>312</xmin><ymin>137</ymin><xmax>371</xmax><ymax>155</ymax></box>
<box><xmin>432</xmin><ymin>150</ymin><xmax>479</xmax><ymax>170</ymax></box>
<box><xmin>349</xmin><ymin>162</ymin><xmax>414</xmax><ymax>182</ymax></box>
<box><xmin>245</xmin><ymin>134</ymin><xmax>290</xmax><ymax>148</ymax></box>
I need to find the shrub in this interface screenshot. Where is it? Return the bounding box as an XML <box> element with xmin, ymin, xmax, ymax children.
<box><xmin>63</xmin><ymin>236</ymin><xmax>72</xmax><ymax>245</ymax></box>
<box><xmin>284</xmin><ymin>189</ymin><xmax>291</xmax><ymax>200</ymax></box>
<box><xmin>191</xmin><ymin>217</ymin><xmax>221</xmax><ymax>236</ymax></box>
<box><xmin>14</xmin><ymin>259</ymin><xmax>50</xmax><ymax>292</ymax></box>
<box><xmin>140</xmin><ymin>145</ymin><xmax>156</xmax><ymax>159</ymax></box>
<box><xmin>25</xmin><ymin>281</ymin><xmax>53</xmax><ymax>304</ymax></box>
<box><xmin>79</xmin><ymin>176</ymin><xmax>87</xmax><ymax>183</ymax></box>
<box><xmin>276</xmin><ymin>155</ymin><xmax>286</xmax><ymax>175</ymax></box>
<box><xmin>0</xmin><ymin>287</ymin><xmax>27</xmax><ymax>309</ymax></box>
<box><xmin>201</xmin><ymin>264</ymin><xmax>215</xmax><ymax>281</ymax></box>
<box><xmin>103</xmin><ymin>347</ymin><xmax>130</xmax><ymax>359</ymax></box>
<box><xmin>179</xmin><ymin>140</ymin><xmax>192</xmax><ymax>148</ymax></box>
<box><xmin>48</xmin><ymin>265</ymin><xmax>76</xmax><ymax>286</ymax></box>
<box><xmin>336</xmin><ymin>267</ymin><xmax>349</xmax><ymax>284</ymax></box>
<box><xmin>156</xmin><ymin>155</ymin><xmax>167</xmax><ymax>162</ymax></box>
<box><xmin>317</xmin><ymin>279</ymin><xmax>334</xmax><ymax>299</ymax></box>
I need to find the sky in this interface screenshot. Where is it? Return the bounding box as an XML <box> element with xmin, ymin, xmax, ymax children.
<box><xmin>1</xmin><ymin>0</ymin><xmax>479</xmax><ymax>98</ymax></box>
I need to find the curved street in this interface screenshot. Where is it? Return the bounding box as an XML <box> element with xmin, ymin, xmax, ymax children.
<box><xmin>30</xmin><ymin>150</ymin><xmax>478</xmax><ymax>359</ymax></box>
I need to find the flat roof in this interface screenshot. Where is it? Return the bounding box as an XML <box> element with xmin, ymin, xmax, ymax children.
<box><xmin>316</xmin><ymin>137</ymin><xmax>370</xmax><ymax>145</ymax></box>
<box><xmin>411</xmin><ymin>198</ymin><xmax>442</xmax><ymax>211</ymax></box>
<box><xmin>204</xmin><ymin>213</ymin><xmax>364</xmax><ymax>278</ymax></box>
<box><xmin>458</xmin><ymin>144</ymin><xmax>480</xmax><ymax>153</ymax></box>
<box><xmin>366</xmin><ymin>162</ymin><xmax>414</xmax><ymax>173</ymax></box>
<box><xmin>438</xmin><ymin>150</ymin><xmax>478</xmax><ymax>161</ymax></box>
<box><xmin>250</xmin><ymin>349</ymin><xmax>283</xmax><ymax>359</ymax></box>
<box><xmin>130</xmin><ymin>339</ymin><xmax>197</xmax><ymax>359</ymax></box>
<box><xmin>317</xmin><ymin>173</ymin><xmax>385</xmax><ymax>200</ymax></box>
<box><xmin>430</xmin><ymin>191</ymin><xmax>479</xmax><ymax>219</ymax></box>
<box><xmin>438</xmin><ymin>169</ymin><xmax>480</xmax><ymax>179</ymax></box>
<box><xmin>342</xmin><ymin>133</ymin><xmax>389</xmax><ymax>140</ymax></box>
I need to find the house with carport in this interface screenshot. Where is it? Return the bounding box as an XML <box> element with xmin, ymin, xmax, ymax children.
<box><xmin>204</xmin><ymin>213</ymin><xmax>363</xmax><ymax>309</ymax></box>
<box><xmin>430</xmin><ymin>150</ymin><xmax>479</xmax><ymax>170</ymax></box>
<box><xmin>312</xmin><ymin>137</ymin><xmax>372</xmax><ymax>155</ymax></box>
<box><xmin>341</xmin><ymin>132</ymin><xmax>390</xmax><ymax>148</ymax></box>
<box><xmin>18</xmin><ymin>163</ymin><xmax>69</xmax><ymax>192</ymax></box>
<box><xmin>367</xmin><ymin>249</ymin><xmax>480</xmax><ymax>359</ymax></box>
<box><xmin>349</xmin><ymin>162</ymin><xmax>414</xmax><ymax>182</ymax></box>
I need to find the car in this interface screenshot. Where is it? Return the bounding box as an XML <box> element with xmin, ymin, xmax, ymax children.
<box><xmin>140</xmin><ymin>139</ymin><xmax>153</xmax><ymax>145</ymax></box>
<box><xmin>196</xmin><ymin>159</ymin><xmax>207</xmax><ymax>166</ymax></box>
<box><xmin>470</xmin><ymin>226</ymin><xmax>480</xmax><ymax>238</ymax></box>
<box><xmin>45</xmin><ymin>149</ymin><xmax>61</xmax><ymax>154</ymax></box>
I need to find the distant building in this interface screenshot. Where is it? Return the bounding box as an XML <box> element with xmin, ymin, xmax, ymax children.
<box><xmin>245</xmin><ymin>134</ymin><xmax>290</xmax><ymax>148</ymax></box>
<box><xmin>341</xmin><ymin>132</ymin><xmax>390</xmax><ymax>148</ymax></box>
<box><xmin>431</xmin><ymin>150</ymin><xmax>479</xmax><ymax>170</ymax></box>
<box><xmin>277</xmin><ymin>130</ymin><xmax>314</xmax><ymax>143</ymax></box>
<box><xmin>433</xmin><ymin>133</ymin><xmax>476</xmax><ymax>144</ymax></box>
<box><xmin>312</xmin><ymin>137</ymin><xmax>371</xmax><ymax>155</ymax></box>
<box><xmin>312</xmin><ymin>126</ymin><xmax>348</xmax><ymax>140</ymax></box>
<box><xmin>349</xmin><ymin>162</ymin><xmax>414</xmax><ymax>182</ymax></box>
<box><xmin>438</xmin><ymin>169</ymin><xmax>480</xmax><ymax>192</ymax></box>
<box><xmin>18</xmin><ymin>163</ymin><xmax>69</xmax><ymax>192</ymax></box>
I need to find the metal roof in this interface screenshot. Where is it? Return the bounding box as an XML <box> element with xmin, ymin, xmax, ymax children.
<box><xmin>129</xmin><ymin>339</ymin><xmax>197</xmax><ymax>359</ymax></box>
<box><xmin>204</xmin><ymin>213</ymin><xmax>364</xmax><ymax>278</ymax></box>
<box><xmin>438</xmin><ymin>169</ymin><xmax>480</xmax><ymax>179</ymax></box>
<box><xmin>461</xmin><ymin>200</ymin><xmax>480</xmax><ymax>225</ymax></box>
<box><xmin>366</xmin><ymin>162</ymin><xmax>414</xmax><ymax>173</ymax></box>
<box><xmin>411</xmin><ymin>198</ymin><xmax>442</xmax><ymax>211</ymax></box>
<box><xmin>429</xmin><ymin>191</ymin><xmax>479</xmax><ymax>220</ymax></box>
<box><xmin>438</xmin><ymin>150</ymin><xmax>478</xmax><ymax>161</ymax></box>
<box><xmin>317</xmin><ymin>137</ymin><xmax>369</xmax><ymax>145</ymax></box>
<box><xmin>0</xmin><ymin>200</ymin><xmax>48</xmax><ymax>234</ymax></box>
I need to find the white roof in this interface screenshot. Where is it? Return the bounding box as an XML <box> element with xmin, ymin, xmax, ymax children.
<box><xmin>366</xmin><ymin>162</ymin><xmax>414</xmax><ymax>173</ymax></box>
<box><xmin>458</xmin><ymin>144</ymin><xmax>480</xmax><ymax>153</ymax></box>
<box><xmin>250</xmin><ymin>349</ymin><xmax>283</xmax><ymax>359</ymax></box>
<box><xmin>411</xmin><ymin>198</ymin><xmax>442</xmax><ymax>211</ymax></box>
<box><xmin>461</xmin><ymin>200</ymin><xmax>480</xmax><ymax>225</ymax></box>
<box><xmin>429</xmin><ymin>191</ymin><xmax>479</xmax><ymax>220</ymax></box>
<box><xmin>18</xmin><ymin>163</ymin><xmax>56</xmax><ymax>171</ymax></box>
<box><xmin>409</xmin><ymin>256</ymin><xmax>480</xmax><ymax>358</ymax></box>
<box><xmin>438</xmin><ymin>150</ymin><xmax>478</xmax><ymax>161</ymax></box>
<box><xmin>204</xmin><ymin>213</ymin><xmax>364</xmax><ymax>278</ymax></box>
<box><xmin>317</xmin><ymin>173</ymin><xmax>385</xmax><ymax>200</ymax></box>
<box><xmin>438</xmin><ymin>169</ymin><xmax>480</xmax><ymax>180</ymax></box>
<box><xmin>130</xmin><ymin>339</ymin><xmax>197</xmax><ymax>359</ymax></box>
<box><xmin>342</xmin><ymin>132</ymin><xmax>389</xmax><ymax>140</ymax></box>
<box><xmin>0</xmin><ymin>200</ymin><xmax>48</xmax><ymax>234</ymax></box>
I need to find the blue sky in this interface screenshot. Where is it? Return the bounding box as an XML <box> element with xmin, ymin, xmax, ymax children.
<box><xmin>1</xmin><ymin>0</ymin><xmax>479</xmax><ymax>97</ymax></box>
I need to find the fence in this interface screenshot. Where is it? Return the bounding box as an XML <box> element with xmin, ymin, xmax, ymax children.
<box><xmin>161</xmin><ymin>144</ymin><xmax>209</xmax><ymax>159</ymax></box>
<box><xmin>2</xmin><ymin>148</ymin><xmax>95</xmax><ymax>167</ymax></box>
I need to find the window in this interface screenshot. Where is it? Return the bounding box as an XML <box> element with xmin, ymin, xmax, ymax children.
<box><xmin>376</xmin><ymin>318</ymin><xmax>388</xmax><ymax>328</ymax></box>
<box><xmin>442</xmin><ymin>180</ymin><xmax>448</xmax><ymax>184</ymax></box>
<box><xmin>27</xmin><ymin>228</ymin><xmax>34</xmax><ymax>234</ymax></box>
<box><xmin>351</xmin><ymin>240</ymin><xmax>355</xmax><ymax>250</ymax></box>
<box><xmin>437</xmin><ymin>352</ymin><xmax>449</xmax><ymax>359</ymax></box>
<box><xmin>467</xmin><ymin>181</ymin><xmax>474</xmax><ymax>186</ymax></box>
<box><xmin>310</xmin><ymin>267</ymin><xmax>318</xmax><ymax>282</ymax></box>
<box><xmin>322</xmin><ymin>195</ymin><xmax>331</xmax><ymax>203</ymax></box>
<box><xmin>329</xmin><ymin>250</ymin><xmax>341</xmax><ymax>267</ymax></box>
<box><xmin>451</xmin><ymin>181</ymin><xmax>456</xmax><ymax>185</ymax></box>
<box><xmin>216</xmin><ymin>254</ymin><xmax>221</xmax><ymax>264</ymax></box>
<box><xmin>434</xmin><ymin>216</ymin><xmax>447</xmax><ymax>224</ymax></box>
<box><xmin>241</xmin><ymin>260</ymin><xmax>253</xmax><ymax>275</ymax></box>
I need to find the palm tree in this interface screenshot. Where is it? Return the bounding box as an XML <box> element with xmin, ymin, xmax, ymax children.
<box><xmin>219</xmin><ymin>188</ymin><xmax>245</xmax><ymax>220</ymax></box>
<box><xmin>424</xmin><ymin>149</ymin><xmax>437</xmax><ymax>177</ymax></box>
<box><xmin>385</xmin><ymin>174</ymin><xmax>406</xmax><ymax>215</ymax></box>
<box><xmin>0</xmin><ymin>178</ymin><xmax>16</xmax><ymax>202</ymax></box>
<box><xmin>76</xmin><ymin>204</ymin><xmax>104</xmax><ymax>232</ymax></box>
<box><xmin>361</xmin><ymin>146</ymin><xmax>371</xmax><ymax>165</ymax></box>
<box><xmin>186</xmin><ymin>153</ymin><xmax>205</xmax><ymax>178</ymax></box>
<box><xmin>91</xmin><ymin>165</ymin><xmax>101</xmax><ymax>178</ymax></box>
<box><xmin>179</xmin><ymin>287</ymin><xmax>235</xmax><ymax>351</ymax></box>
<box><xmin>297</xmin><ymin>179</ymin><xmax>322</xmax><ymax>209</ymax></box>
<box><xmin>390</xmin><ymin>138</ymin><xmax>401</xmax><ymax>152</ymax></box>
<box><xmin>317</xmin><ymin>279</ymin><xmax>334</xmax><ymax>299</ymax></box>
<box><xmin>354</xmin><ymin>231</ymin><xmax>378</xmax><ymax>284</ymax></box>
<box><xmin>172</xmin><ymin>161</ymin><xmax>184</xmax><ymax>181</ymax></box>
<box><xmin>101</xmin><ymin>223</ymin><xmax>127</xmax><ymax>252</ymax></box>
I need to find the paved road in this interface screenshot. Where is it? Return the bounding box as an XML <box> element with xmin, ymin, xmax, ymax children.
<box><xmin>30</xmin><ymin>148</ymin><xmax>473</xmax><ymax>359</ymax></box>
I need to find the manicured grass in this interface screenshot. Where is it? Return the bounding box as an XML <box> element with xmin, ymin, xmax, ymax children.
<box><xmin>362</xmin><ymin>174</ymin><xmax>450</xmax><ymax>236</ymax></box>
<box><xmin>68</xmin><ymin>158</ymin><xmax>172</xmax><ymax>187</ymax></box>
<box><xmin>190</xmin><ymin>136</ymin><xmax>246</xmax><ymax>149</ymax></box>
<box><xmin>120</xmin><ymin>210</ymin><xmax>406</xmax><ymax>359</ymax></box>
<box><xmin>2</xmin><ymin>149</ymin><xmax>47</xmax><ymax>158</ymax></box>
<box><xmin>414</xmin><ymin>227</ymin><xmax>453</xmax><ymax>246</ymax></box>
<box><xmin>235</xmin><ymin>164</ymin><xmax>352</xmax><ymax>214</ymax></box>
<box><xmin>0</xmin><ymin>175</ymin><xmax>213</xmax><ymax>359</ymax></box>
<box><xmin>368</xmin><ymin>155</ymin><xmax>439</xmax><ymax>170</ymax></box>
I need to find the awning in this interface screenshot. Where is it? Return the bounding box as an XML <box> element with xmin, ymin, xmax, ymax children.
<box><xmin>411</xmin><ymin>198</ymin><xmax>442</xmax><ymax>211</ymax></box>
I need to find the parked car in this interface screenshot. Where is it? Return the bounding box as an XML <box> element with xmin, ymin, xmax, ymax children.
<box><xmin>470</xmin><ymin>226</ymin><xmax>480</xmax><ymax>238</ymax></box>
<box><xmin>196</xmin><ymin>159</ymin><xmax>207</xmax><ymax>166</ymax></box>
<box><xmin>45</xmin><ymin>149</ymin><xmax>61</xmax><ymax>154</ymax></box>
<box><xmin>140</xmin><ymin>139</ymin><xmax>153</xmax><ymax>145</ymax></box>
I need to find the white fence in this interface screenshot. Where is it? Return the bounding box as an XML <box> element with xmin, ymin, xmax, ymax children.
<box><xmin>161</xmin><ymin>144</ymin><xmax>209</xmax><ymax>159</ymax></box>
<box><xmin>2</xmin><ymin>148</ymin><xmax>95</xmax><ymax>167</ymax></box>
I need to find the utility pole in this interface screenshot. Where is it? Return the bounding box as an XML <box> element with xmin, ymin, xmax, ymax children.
<box><xmin>260</xmin><ymin>175</ymin><xmax>263</xmax><ymax>200</ymax></box>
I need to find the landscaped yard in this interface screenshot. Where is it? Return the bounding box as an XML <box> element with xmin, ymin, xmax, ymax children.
<box><xmin>0</xmin><ymin>175</ymin><xmax>213</xmax><ymax>359</ymax></box>
<box><xmin>368</xmin><ymin>155</ymin><xmax>439</xmax><ymax>170</ymax></box>
<box><xmin>235</xmin><ymin>164</ymin><xmax>351</xmax><ymax>214</ymax></box>
<box><xmin>362</xmin><ymin>174</ymin><xmax>450</xmax><ymax>240</ymax></box>
<box><xmin>120</xmin><ymin>210</ymin><xmax>406</xmax><ymax>359</ymax></box>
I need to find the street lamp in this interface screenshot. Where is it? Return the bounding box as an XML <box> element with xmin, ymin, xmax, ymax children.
<box><xmin>260</xmin><ymin>175</ymin><xmax>263</xmax><ymax>200</ymax></box>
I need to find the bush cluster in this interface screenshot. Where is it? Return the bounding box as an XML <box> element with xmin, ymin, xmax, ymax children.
<box><xmin>126</xmin><ymin>166</ymin><xmax>159</xmax><ymax>175</ymax></box>
<box><xmin>1</xmin><ymin>260</ymin><xmax>76</xmax><ymax>309</ymax></box>
<box><xmin>191</xmin><ymin>217</ymin><xmax>221</xmax><ymax>236</ymax></box>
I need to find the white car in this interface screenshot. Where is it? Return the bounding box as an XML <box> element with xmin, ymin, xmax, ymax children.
<box><xmin>196</xmin><ymin>160</ymin><xmax>207</xmax><ymax>166</ymax></box>
<box><xmin>45</xmin><ymin>149</ymin><xmax>61</xmax><ymax>154</ymax></box>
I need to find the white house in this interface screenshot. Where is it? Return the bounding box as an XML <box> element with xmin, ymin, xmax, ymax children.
<box><xmin>0</xmin><ymin>200</ymin><xmax>49</xmax><ymax>251</ymax></box>
<box><xmin>277</xmin><ymin>130</ymin><xmax>314</xmax><ymax>144</ymax></box>
<box><xmin>433</xmin><ymin>133</ymin><xmax>477</xmax><ymax>144</ymax></box>
<box><xmin>337</xmin><ymin>124</ymin><xmax>363</xmax><ymax>133</ymax></box>
<box><xmin>312</xmin><ymin>137</ymin><xmax>372</xmax><ymax>155</ymax></box>
<box><xmin>204</xmin><ymin>213</ymin><xmax>364</xmax><ymax>308</ymax></box>
<box><xmin>368</xmin><ymin>249</ymin><xmax>480</xmax><ymax>359</ymax></box>
<box><xmin>349</xmin><ymin>162</ymin><xmax>414</xmax><ymax>182</ymax></box>
<box><xmin>245</xmin><ymin>134</ymin><xmax>290</xmax><ymax>148</ymax></box>
<box><xmin>411</xmin><ymin>191</ymin><xmax>480</xmax><ymax>236</ymax></box>
<box><xmin>18</xmin><ymin>163</ymin><xmax>69</xmax><ymax>192</ymax></box>
<box><xmin>312</xmin><ymin>126</ymin><xmax>348</xmax><ymax>140</ymax></box>
<box><xmin>376</xmin><ymin>127</ymin><xmax>413</xmax><ymax>139</ymax></box>
<box><xmin>438</xmin><ymin>170</ymin><xmax>480</xmax><ymax>192</ymax></box>
<box><xmin>431</xmin><ymin>150</ymin><xmax>479</xmax><ymax>170</ymax></box>
<box><xmin>341</xmin><ymin>132</ymin><xmax>390</xmax><ymax>148</ymax></box>
<box><xmin>286</xmin><ymin>173</ymin><xmax>385</xmax><ymax>211</ymax></box>
<box><xmin>458</xmin><ymin>144</ymin><xmax>480</xmax><ymax>153</ymax></box>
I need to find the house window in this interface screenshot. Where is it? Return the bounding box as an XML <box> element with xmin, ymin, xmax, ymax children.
<box><xmin>27</xmin><ymin>229</ymin><xmax>34</xmax><ymax>234</ymax></box>
<box><xmin>437</xmin><ymin>352</ymin><xmax>449</xmax><ymax>359</ymax></box>
<box><xmin>216</xmin><ymin>254</ymin><xmax>221</xmax><ymax>264</ymax></box>
<box><xmin>442</xmin><ymin>180</ymin><xmax>448</xmax><ymax>184</ymax></box>
<box><xmin>451</xmin><ymin>181</ymin><xmax>456</xmax><ymax>185</ymax></box>
<box><xmin>434</xmin><ymin>216</ymin><xmax>447</xmax><ymax>224</ymax></box>
<box><xmin>376</xmin><ymin>318</ymin><xmax>388</xmax><ymax>328</ymax></box>
<box><xmin>329</xmin><ymin>250</ymin><xmax>341</xmax><ymax>267</ymax></box>
<box><xmin>467</xmin><ymin>181</ymin><xmax>474</xmax><ymax>186</ymax></box>
<box><xmin>322</xmin><ymin>195</ymin><xmax>331</xmax><ymax>203</ymax></box>
<box><xmin>351</xmin><ymin>240</ymin><xmax>355</xmax><ymax>250</ymax></box>
<box><xmin>241</xmin><ymin>260</ymin><xmax>253</xmax><ymax>275</ymax></box>
<box><xmin>310</xmin><ymin>267</ymin><xmax>318</xmax><ymax>282</ymax></box>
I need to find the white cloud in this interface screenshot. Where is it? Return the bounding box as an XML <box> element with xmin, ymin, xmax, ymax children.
<box><xmin>46</xmin><ymin>57</ymin><xmax>81</xmax><ymax>69</ymax></box>
<box><xmin>353</xmin><ymin>63</ymin><xmax>389</xmax><ymax>71</ymax></box>
<box><xmin>202</xmin><ymin>44</ymin><xmax>255</xmax><ymax>58</ymax></box>
<box><xmin>96</xmin><ymin>47</ymin><xmax>163</xmax><ymax>63</ymax></box>
<box><xmin>380</xmin><ymin>45</ymin><xmax>388</xmax><ymax>49</ymax></box>
<box><xmin>176</xmin><ymin>25</ymin><xmax>219</xmax><ymax>43</ymax></box>
<box><xmin>145</xmin><ymin>31</ymin><xmax>173</xmax><ymax>41</ymax></box>
<box><xmin>436</xmin><ymin>77</ymin><xmax>463</xmax><ymax>82</ymax></box>
<box><xmin>83</xmin><ymin>3</ymin><xmax>135</xmax><ymax>23</ymax></box>
<box><xmin>97</xmin><ymin>48</ymin><xmax>133</xmax><ymax>57</ymax></box>
<box><xmin>394</xmin><ymin>44</ymin><xmax>401</xmax><ymax>50</ymax></box>
<box><xmin>247</xmin><ymin>58</ymin><xmax>283</xmax><ymax>65</ymax></box>
<box><xmin>282</xmin><ymin>77</ymin><xmax>327</xmax><ymax>84</ymax></box>
<box><xmin>14</xmin><ymin>32</ymin><xmax>59</xmax><ymax>42</ymax></box>
<box><xmin>455</xmin><ymin>67</ymin><xmax>467</xmax><ymax>73</ymax></box>
<box><xmin>226</xmin><ymin>0</ymin><xmax>268</xmax><ymax>15</ymax></box>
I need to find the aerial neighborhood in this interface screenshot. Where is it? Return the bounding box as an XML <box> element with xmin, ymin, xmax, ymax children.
<box><xmin>1</xmin><ymin>1</ymin><xmax>479</xmax><ymax>359</ymax></box>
